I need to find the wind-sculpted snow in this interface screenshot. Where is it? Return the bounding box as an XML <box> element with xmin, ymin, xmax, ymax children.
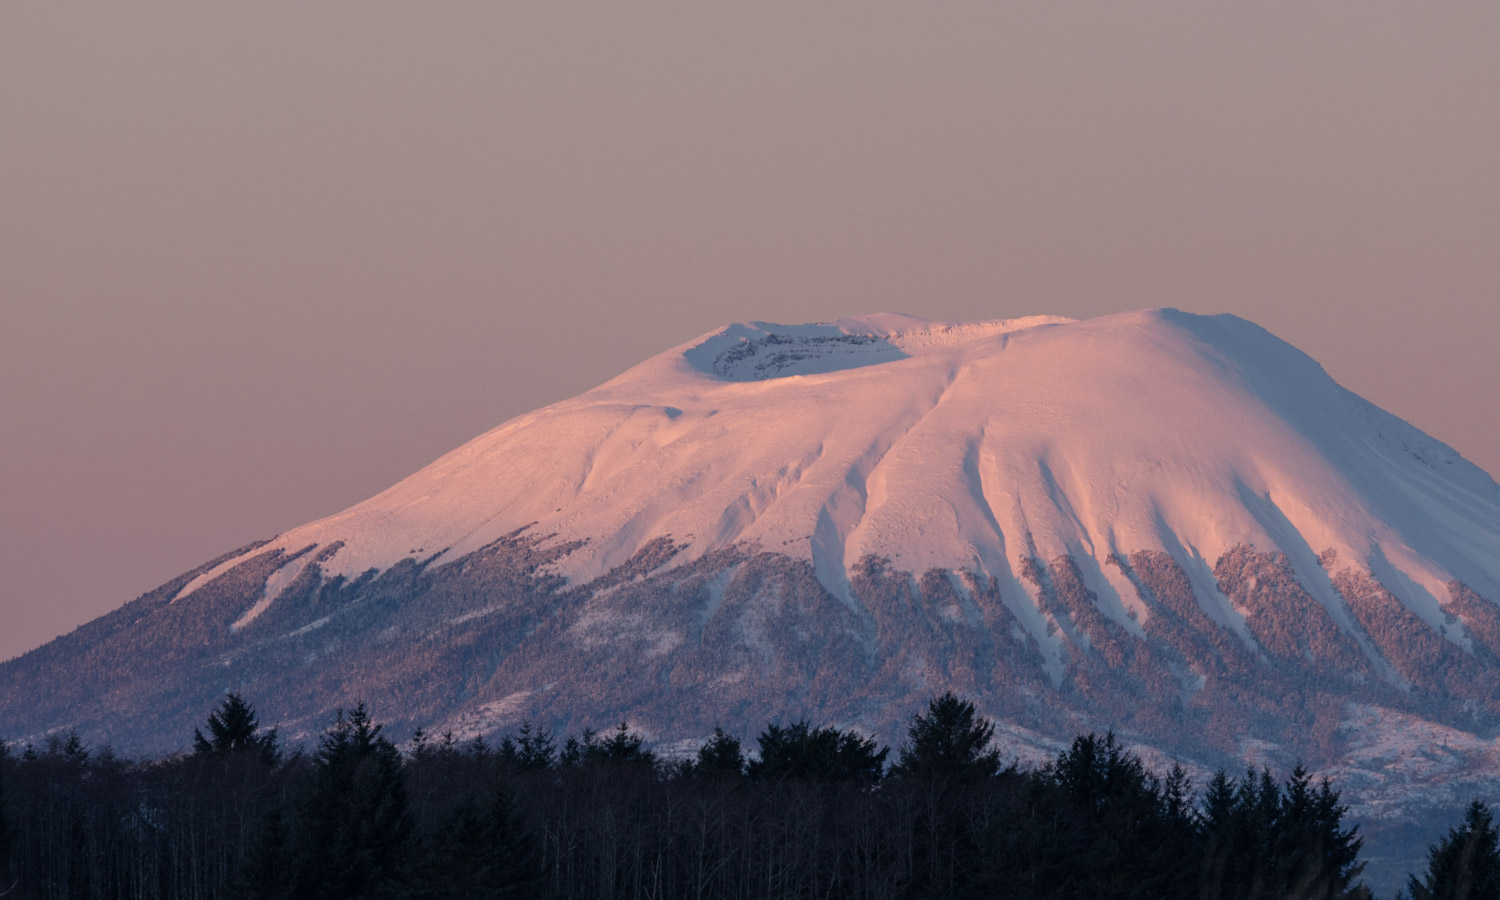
<box><xmin>166</xmin><ymin>309</ymin><xmax>1500</xmax><ymax>627</ymax></box>
<box><xmin>4</xmin><ymin>308</ymin><xmax>1500</xmax><ymax>875</ymax></box>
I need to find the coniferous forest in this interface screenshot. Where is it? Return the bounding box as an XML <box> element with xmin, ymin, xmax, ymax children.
<box><xmin>2</xmin><ymin>694</ymin><xmax>1498</xmax><ymax>900</ymax></box>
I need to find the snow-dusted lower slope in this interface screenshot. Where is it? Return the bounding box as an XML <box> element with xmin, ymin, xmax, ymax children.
<box><xmin>180</xmin><ymin>308</ymin><xmax>1500</xmax><ymax>656</ymax></box>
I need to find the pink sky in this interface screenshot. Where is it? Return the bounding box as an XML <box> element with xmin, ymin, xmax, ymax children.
<box><xmin>3</xmin><ymin>2</ymin><xmax>1498</xmax><ymax>662</ymax></box>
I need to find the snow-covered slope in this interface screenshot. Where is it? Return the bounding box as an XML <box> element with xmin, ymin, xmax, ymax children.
<box><xmin>181</xmin><ymin>308</ymin><xmax>1500</xmax><ymax>645</ymax></box>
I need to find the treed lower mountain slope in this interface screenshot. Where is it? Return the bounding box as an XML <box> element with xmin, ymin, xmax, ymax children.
<box><xmin>3</xmin><ymin>308</ymin><xmax>1499</xmax><ymax>869</ymax></box>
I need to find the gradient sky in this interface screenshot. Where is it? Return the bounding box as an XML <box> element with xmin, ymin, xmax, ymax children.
<box><xmin>3</xmin><ymin>2</ymin><xmax>1498</xmax><ymax>662</ymax></box>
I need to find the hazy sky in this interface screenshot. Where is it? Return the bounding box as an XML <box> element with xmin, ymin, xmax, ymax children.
<box><xmin>3</xmin><ymin>2</ymin><xmax>1497</xmax><ymax>662</ymax></box>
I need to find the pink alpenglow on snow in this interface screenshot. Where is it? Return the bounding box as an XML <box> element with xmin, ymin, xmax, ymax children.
<box><xmin>178</xmin><ymin>308</ymin><xmax>1500</xmax><ymax>655</ymax></box>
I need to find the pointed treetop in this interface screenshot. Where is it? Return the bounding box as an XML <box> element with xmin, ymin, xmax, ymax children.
<box><xmin>194</xmin><ymin>692</ymin><xmax>280</xmax><ymax>765</ymax></box>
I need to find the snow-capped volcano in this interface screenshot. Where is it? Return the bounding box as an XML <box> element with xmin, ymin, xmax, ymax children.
<box><xmin>5</xmin><ymin>309</ymin><xmax>1500</xmax><ymax>877</ymax></box>
<box><xmin>180</xmin><ymin>307</ymin><xmax>1500</xmax><ymax>652</ymax></box>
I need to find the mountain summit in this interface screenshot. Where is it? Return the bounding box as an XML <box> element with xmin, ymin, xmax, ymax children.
<box><xmin>4</xmin><ymin>309</ymin><xmax>1499</xmax><ymax>850</ymax></box>
<box><xmin>178</xmin><ymin>308</ymin><xmax>1500</xmax><ymax>614</ymax></box>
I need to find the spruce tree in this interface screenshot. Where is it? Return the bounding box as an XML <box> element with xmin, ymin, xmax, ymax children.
<box><xmin>497</xmin><ymin>722</ymin><xmax>555</xmax><ymax>771</ymax></box>
<box><xmin>747</xmin><ymin>721</ymin><xmax>887</xmax><ymax>784</ymax></box>
<box><xmin>0</xmin><ymin>743</ymin><xmax>10</xmax><ymax>889</ymax></box>
<box><xmin>560</xmin><ymin>722</ymin><xmax>656</xmax><ymax>769</ymax></box>
<box><xmin>890</xmin><ymin>696</ymin><xmax>1006</xmax><ymax>898</ymax></box>
<box><xmin>1199</xmin><ymin>765</ymin><xmax>1366</xmax><ymax>900</ymax></box>
<box><xmin>53</xmin><ymin>729</ymin><xmax>88</xmax><ymax>764</ymax></box>
<box><xmin>1048</xmin><ymin>732</ymin><xmax>1148</xmax><ymax>814</ymax></box>
<box><xmin>891</xmin><ymin>692</ymin><xmax>1002</xmax><ymax>782</ymax></box>
<box><xmin>1200</xmin><ymin>770</ymin><xmax>1248</xmax><ymax>895</ymax></box>
<box><xmin>235</xmin><ymin>808</ymin><xmax>291</xmax><ymax>900</ymax></box>
<box><xmin>291</xmin><ymin>703</ymin><xmax>413</xmax><ymax>899</ymax></box>
<box><xmin>194</xmin><ymin>692</ymin><xmax>280</xmax><ymax>765</ymax></box>
<box><xmin>593</xmin><ymin>721</ymin><xmax>654</xmax><ymax>765</ymax></box>
<box><xmin>1200</xmin><ymin>767</ymin><xmax>1283</xmax><ymax>899</ymax></box>
<box><xmin>1276</xmin><ymin>766</ymin><xmax>1363</xmax><ymax>899</ymax></box>
<box><xmin>963</xmin><ymin>771</ymin><xmax>1086</xmax><ymax>899</ymax></box>
<box><xmin>695</xmin><ymin>726</ymin><xmax>746</xmax><ymax>778</ymax></box>
<box><xmin>1408</xmin><ymin>801</ymin><xmax>1500</xmax><ymax>900</ymax></box>
<box><xmin>403</xmin><ymin>787</ymin><xmax>547</xmax><ymax>899</ymax></box>
<box><xmin>1043</xmin><ymin>732</ymin><xmax>1196</xmax><ymax>899</ymax></box>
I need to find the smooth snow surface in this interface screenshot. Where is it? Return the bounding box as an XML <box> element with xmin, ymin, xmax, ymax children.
<box><xmin>181</xmin><ymin>309</ymin><xmax>1500</xmax><ymax>621</ymax></box>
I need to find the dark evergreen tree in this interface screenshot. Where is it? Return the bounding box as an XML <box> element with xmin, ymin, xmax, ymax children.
<box><xmin>963</xmin><ymin>773</ymin><xmax>1086</xmax><ymax>900</ymax></box>
<box><xmin>1408</xmin><ymin>801</ymin><xmax>1500</xmax><ymax>900</ymax></box>
<box><xmin>235</xmin><ymin>807</ymin><xmax>292</xmax><ymax>900</ymax></box>
<box><xmin>1041</xmin><ymin>732</ymin><xmax>1196</xmax><ymax>899</ymax></box>
<box><xmin>1276</xmin><ymin>765</ymin><xmax>1365</xmax><ymax>899</ymax></box>
<box><xmin>498</xmin><ymin>722</ymin><xmax>555</xmax><ymax>771</ymax></box>
<box><xmin>593</xmin><ymin>721</ymin><xmax>653</xmax><ymax>765</ymax></box>
<box><xmin>888</xmin><ymin>696</ymin><xmax>1011</xmax><ymax>898</ymax></box>
<box><xmin>411</xmin><ymin>728</ymin><xmax>462</xmax><ymax>761</ymax></box>
<box><xmin>747</xmin><ymin>720</ymin><xmax>887</xmax><ymax>784</ymax></box>
<box><xmin>290</xmin><ymin>703</ymin><xmax>413</xmax><ymax>900</ymax></box>
<box><xmin>51</xmin><ymin>729</ymin><xmax>88</xmax><ymax>764</ymax></box>
<box><xmin>1247</xmin><ymin>767</ymin><xmax>1284</xmax><ymax>890</ymax></box>
<box><xmin>1048</xmin><ymin>732</ymin><xmax>1147</xmax><ymax>814</ymax></box>
<box><xmin>1201</xmin><ymin>767</ymin><xmax>1276</xmax><ymax>898</ymax></box>
<box><xmin>891</xmin><ymin>692</ymin><xmax>1003</xmax><ymax>782</ymax></box>
<box><xmin>1162</xmin><ymin>763</ymin><xmax>1195</xmax><ymax>825</ymax></box>
<box><xmin>1200</xmin><ymin>764</ymin><xmax>1365</xmax><ymax>900</ymax></box>
<box><xmin>402</xmin><ymin>786</ymin><xmax>547</xmax><ymax>899</ymax></box>
<box><xmin>694</xmin><ymin>726</ymin><xmax>746</xmax><ymax>777</ymax></box>
<box><xmin>194</xmin><ymin>692</ymin><xmax>281</xmax><ymax>765</ymax></box>
<box><xmin>560</xmin><ymin>721</ymin><xmax>656</xmax><ymax>769</ymax></box>
<box><xmin>0</xmin><ymin>742</ymin><xmax>11</xmax><ymax>889</ymax></box>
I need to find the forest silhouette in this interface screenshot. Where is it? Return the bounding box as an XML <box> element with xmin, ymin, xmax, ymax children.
<box><xmin>2</xmin><ymin>693</ymin><xmax>1496</xmax><ymax>899</ymax></box>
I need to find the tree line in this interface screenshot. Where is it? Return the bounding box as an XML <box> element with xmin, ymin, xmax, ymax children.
<box><xmin>1</xmin><ymin>693</ymin><xmax>1497</xmax><ymax>899</ymax></box>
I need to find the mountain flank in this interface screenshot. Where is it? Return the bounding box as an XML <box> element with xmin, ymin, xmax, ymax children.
<box><xmin>3</xmin><ymin>309</ymin><xmax>1498</xmax><ymax>867</ymax></box>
